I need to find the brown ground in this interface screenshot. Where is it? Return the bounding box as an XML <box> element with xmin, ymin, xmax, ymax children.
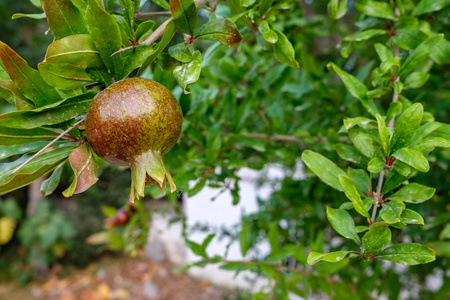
<box><xmin>0</xmin><ymin>255</ymin><xmax>237</xmax><ymax>300</ymax></box>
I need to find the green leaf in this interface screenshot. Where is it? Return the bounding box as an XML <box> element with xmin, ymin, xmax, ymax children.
<box><xmin>428</xmin><ymin>241</ymin><xmax>450</xmax><ymax>257</ymax></box>
<box><xmin>138</xmin><ymin>21</ymin><xmax>176</xmax><ymax>75</ymax></box>
<box><xmin>391</xmin><ymin>103</ymin><xmax>423</xmax><ymax>152</ymax></box>
<box><xmin>374</xmin><ymin>43</ymin><xmax>394</xmax><ymax>61</ymax></box>
<box><xmin>326</xmin><ymin>207</ymin><xmax>361</xmax><ymax>245</ymax></box>
<box><xmin>394</xmin><ymin>161</ymin><xmax>412</xmax><ymax>177</ymax></box>
<box><xmin>307</xmin><ymin>251</ymin><xmax>351</xmax><ymax>265</ymax></box>
<box><xmin>370</xmin><ymin>220</ymin><xmax>401</xmax><ymax>228</ymax></box>
<box><xmin>410</xmin><ymin>121</ymin><xmax>443</xmax><ymax>144</ymax></box>
<box><xmin>188</xmin><ymin>178</ymin><xmax>206</xmax><ymax>196</ymax></box>
<box><xmin>334</xmin><ymin>144</ymin><xmax>363</xmax><ymax>164</ymax></box>
<box><xmin>382</xmin><ymin>169</ymin><xmax>409</xmax><ymax>194</ymax></box>
<box><xmin>0</xmin><ymin>91</ymin><xmax>96</xmax><ymax>129</ymax></box>
<box><xmin>338</xmin><ymin>175</ymin><xmax>370</xmax><ymax>218</ymax></box>
<box><xmin>386</xmin><ymin>102</ymin><xmax>402</xmax><ymax>124</ymax></box>
<box><xmin>173</xmin><ymin>50</ymin><xmax>202</xmax><ymax>94</ymax></box>
<box><xmin>431</xmin><ymin>38</ymin><xmax>450</xmax><ymax>65</ymax></box>
<box><xmin>12</xmin><ymin>13</ymin><xmax>47</xmax><ymax>19</ymax></box>
<box><xmin>122</xmin><ymin>45</ymin><xmax>157</xmax><ymax>75</ymax></box>
<box><xmin>356</xmin><ymin>225</ymin><xmax>369</xmax><ymax>233</ymax></box>
<box><xmin>135</xmin><ymin>20</ymin><xmax>156</xmax><ymax>42</ymax></box>
<box><xmin>41</xmin><ymin>0</ymin><xmax>88</xmax><ymax>39</ymax></box>
<box><xmin>86</xmin><ymin>0</ymin><xmax>125</xmax><ymax>80</ymax></box>
<box><xmin>389</xmin><ymin>183</ymin><xmax>435</xmax><ymax>203</ymax></box>
<box><xmin>347</xmin><ymin>168</ymin><xmax>370</xmax><ymax>196</ymax></box>
<box><xmin>376</xmin><ymin>114</ymin><xmax>389</xmax><ymax>156</ymax></box>
<box><xmin>377</xmin><ymin>243</ymin><xmax>435</xmax><ymax>265</ymax></box>
<box><xmin>355</xmin><ymin>0</ymin><xmax>397</xmax><ymax>20</ymax></box>
<box><xmin>404</xmin><ymin>72</ymin><xmax>430</xmax><ymax>89</ymax></box>
<box><xmin>340</xmin><ymin>198</ymin><xmax>374</xmax><ymax>212</ymax></box>
<box><xmin>344</xmin><ymin>29</ymin><xmax>388</xmax><ymax>42</ymax></box>
<box><xmin>0</xmin><ymin>146</ymin><xmax>74</xmax><ymax>195</ymax></box>
<box><xmin>380</xmin><ymin>58</ymin><xmax>401</xmax><ymax>76</ymax></box>
<box><xmin>45</xmin><ymin>34</ymin><xmax>103</xmax><ymax>69</ymax></box>
<box><xmin>268</xmin><ymin>222</ymin><xmax>280</xmax><ymax>253</ymax></box>
<box><xmin>0</xmin><ymin>141</ymin><xmax>51</xmax><ymax>161</ymax></box>
<box><xmin>392</xmin><ymin>148</ymin><xmax>429</xmax><ymax>172</ymax></box>
<box><xmin>240</xmin><ymin>0</ymin><xmax>256</xmax><ymax>7</ymax></box>
<box><xmin>258</xmin><ymin>21</ymin><xmax>278</xmax><ymax>44</ymax></box>
<box><xmin>196</xmin><ymin>19</ymin><xmax>243</xmax><ymax>47</ymax></box>
<box><xmin>260</xmin><ymin>0</ymin><xmax>274</xmax><ymax>15</ymax></box>
<box><xmin>362</xmin><ymin>227</ymin><xmax>391</xmax><ymax>254</ymax></box>
<box><xmin>40</xmin><ymin>162</ymin><xmax>64</xmax><ymax>196</ymax></box>
<box><xmin>411</xmin><ymin>137</ymin><xmax>450</xmax><ymax>151</ymax></box>
<box><xmin>328</xmin><ymin>0</ymin><xmax>348</xmax><ymax>21</ymax></box>
<box><xmin>185</xmin><ymin>234</ymin><xmax>214</xmax><ymax>258</ymax></box>
<box><xmin>0</xmin><ymin>80</ymin><xmax>34</xmax><ymax>110</ymax></box>
<box><xmin>301</xmin><ymin>150</ymin><xmax>346</xmax><ymax>192</ymax></box>
<box><xmin>185</xmin><ymin>239</ymin><xmax>205</xmax><ymax>258</ymax></box>
<box><xmin>240</xmin><ymin>219</ymin><xmax>252</xmax><ymax>256</ymax></box>
<box><xmin>0</xmin><ymin>127</ymin><xmax>58</xmax><ymax>146</ymax></box>
<box><xmin>205</xmin><ymin>123</ymin><xmax>222</xmax><ymax>164</ymax></box>
<box><xmin>401</xmin><ymin>209</ymin><xmax>424</xmax><ymax>225</ymax></box>
<box><xmin>170</xmin><ymin>0</ymin><xmax>198</xmax><ymax>36</ymax></box>
<box><xmin>398</xmin><ymin>35</ymin><xmax>443</xmax><ymax>76</ymax></box>
<box><xmin>86</xmin><ymin>67</ymin><xmax>111</xmax><ymax>86</ymax></box>
<box><xmin>38</xmin><ymin>63</ymin><xmax>94</xmax><ymax>89</ymax></box>
<box><xmin>62</xmin><ymin>144</ymin><xmax>99</xmax><ymax>197</ymax></box>
<box><xmin>153</xmin><ymin>0</ymin><xmax>171</xmax><ymax>10</ymax></box>
<box><xmin>328</xmin><ymin>62</ymin><xmax>378</xmax><ymax>116</ymax></box>
<box><xmin>412</xmin><ymin>0</ymin><xmax>450</xmax><ymax>16</ymax></box>
<box><xmin>380</xmin><ymin>200</ymin><xmax>405</xmax><ymax>222</ymax></box>
<box><xmin>439</xmin><ymin>223</ymin><xmax>450</xmax><ymax>240</ymax></box>
<box><xmin>118</xmin><ymin>0</ymin><xmax>135</xmax><ymax>32</ymax></box>
<box><xmin>0</xmin><ymin>42</ymin><xmax>62</xmax><ymax>107</ymax></box>
<box><xmin>367</xmin><ymin>157</ymin><xmax>385</xmax><ymax>173</ymax></box>
<box><xmin>349</xmin><ymin>128</ymin><xmax>375</xmax><ymax>158</ymax></box>
<box><xmin>114</xmin><ymin>15</ymin><xmax>134</xmax><ymax>45</ymax></box>
<box><xmin>272</xmin><ymin>29</ymin><xmax>299</xmax><ymax>69</ymax></box>
<box><xmin>169</xmin><ymin>43</ymin><xmax>193</xmax><ymax>63</ymax></box>
<box><xmin>343</xmin><ymin>117</ymin><xmax>375</xmax><ymax>130</ymax></box>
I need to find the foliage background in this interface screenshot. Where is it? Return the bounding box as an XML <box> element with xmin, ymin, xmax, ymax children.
<box><xmin>0</xmin><ymin>0</ymin><xmax>449</xmax><ymax>299</ymax></box>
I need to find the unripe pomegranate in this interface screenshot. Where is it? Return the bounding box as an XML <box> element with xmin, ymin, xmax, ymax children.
<box><xmin>85</xmin><ymin>78</ymin><xmax>182</xmax><ymax>202</ymax></box>
<box><xmin>115</xmin><ymin>208</ymin><xmax>129</xmax><ymax>226</ymax></box>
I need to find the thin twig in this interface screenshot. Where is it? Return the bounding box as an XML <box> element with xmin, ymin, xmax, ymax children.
<box><xmin>9</xmin><ymin>118</ymin><xmax>85</xmax><ymax>177</ymax></box>
<box><xmin>143</xmin><ymin>17</ymin><xmax>173</xmax><ymax>45</ymax></box>
<box><xmin>371</xmin><ymin>169</ymin><xmax>385</xmax><ymax>223</ymax></box>
<box><xmin>388</xmin><ymin>78</ymin><xmax>400</xmax><ymax>128</ymax></box>
<box><xmin>112</xmin><ymin>0</ymin><xmax>210</xmax><ymax>56</ymax></box>
<box><xmin>134</xmin><ymin>11</ymin><xmax>172</xmax><ymax>19</ymax></box>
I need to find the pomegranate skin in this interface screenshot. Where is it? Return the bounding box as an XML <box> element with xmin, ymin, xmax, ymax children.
<box><xmin>85</xmin><ymin>78</ymin><xmax>182</xmax><ymax>166</ymax></box>
<box><xmin>85</xmin><ymin>78</ymin><xmax>182</xmax><ymax>201</ymax></box>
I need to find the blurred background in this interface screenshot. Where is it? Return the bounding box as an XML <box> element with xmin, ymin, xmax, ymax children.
<box><xmin>0</xmin><ymin>0</ymin><xmax>449</xmax><ymax>299</ymax></box>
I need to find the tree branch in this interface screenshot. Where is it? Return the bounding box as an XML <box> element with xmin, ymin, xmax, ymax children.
<box><xmin>142</xmin><ymin>17</ymin><xmax>173</xmax><ymax>45</ymax></box>
<box><xmin>9</xmin><ymin>118</ymin><xmax>85</xmax><ymax>177</ymax></box>
<box><xmin>134</xmin><ymin>11</ymin><xmax>172</xmax><ymax>19</ymax></box>
<box><xmin>371</xmin><ymin>7</ymin><xmax>401</xmax><ymax>224</ymax></box>
<box><xmin>371</xmin><ymin>169</ymin><xmax>385</xmax><ymax>223</ymax></box>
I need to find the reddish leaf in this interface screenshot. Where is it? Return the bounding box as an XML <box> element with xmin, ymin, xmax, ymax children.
<box><xmin>196</xmin><ymin>19</ymin><xmax>242</xmax><ymax>47</ymax></box>
<box><xmin>63</xmin><ymin>144</ymin><xmax>99</xmax><ymax>197</ymax></box>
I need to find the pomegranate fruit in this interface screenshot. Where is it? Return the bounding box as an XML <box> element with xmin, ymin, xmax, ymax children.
<box><xmin>115</xmin><ymin>208</ymin><xmax>130</xmax><ymax>226</ymax></box>
<box><xmin>85</xmin><ymin>78</ymin><xmax>182</xmax><ymax>202</ymax></box>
